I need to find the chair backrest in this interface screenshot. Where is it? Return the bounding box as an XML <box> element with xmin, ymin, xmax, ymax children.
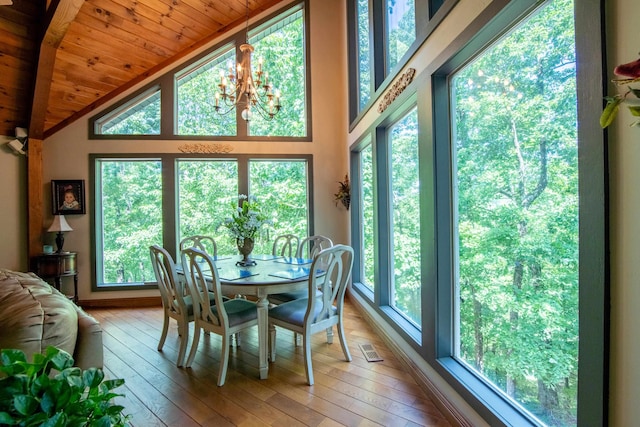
<box><xmin>149</xmin><ymin>245</ymin><xmax>189</xmax><ymax>316</ymax></box>
<box><xmin>181</xmin><ymin>247</ymin><xmax>228</xmax><ymax>328</ymax></box>
<box><xmin>179</xmin><ymin>235</ymin><xmax>218</xmax><ymax>256</ymax></box>
<box><xmin>272</xmin><ymin>234</ymin><xmax>300</xmax><ymax>257</ymax></box>
<box><xmin>306</xmin><ymin>244</ymin><xmax>354</xmax><ymax>325</ymax></box>
<box><xmin>297</xmin><ymin>235</ymin><xmax>333</xmax><ymax>259</ymax></box>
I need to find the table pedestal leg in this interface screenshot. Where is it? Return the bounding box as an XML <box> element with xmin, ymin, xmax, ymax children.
<box><xmin>257</xmin><ymin>293</ymin><xmax>269</xmax><ymax>379</ymax></box>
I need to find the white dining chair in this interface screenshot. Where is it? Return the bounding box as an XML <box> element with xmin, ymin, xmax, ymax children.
<box><xmin>268</xmin><ymin>244</ymin><xmax>354</xmax><ymax>385</ymax></box>
<box><xmin>269</xmin><ymin>235</ymin><xmax>333</xmax><ymax>306</ymax></box>
<box><xmin>296</xmin><ymin>235</ymin><xmax>333</xmax><ymax>259</ymax></box>
<box><xmin>149</xmin><ymin>245</ymin><xmax>193</xmax><ymax>367</ymax></box>
<box><xmin>181</xmin><ymin>247</ymin><xmax>259</xmax><ymax>386</ymax></box>
<box><xmin>179</xmin><ymin>235</ymin><xmax>218</xmax><ymax>257</ymax></box>
<box><xmin>272</xmin><ymin>233</ymin><xmax>300</xmax><ymax>257</ymax></box>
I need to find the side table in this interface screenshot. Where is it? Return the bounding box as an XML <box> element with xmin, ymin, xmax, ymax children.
<box><xmin>32</xmin><ymin>252</ymin><xmax>78</xmax><ymax>303</ymax></box>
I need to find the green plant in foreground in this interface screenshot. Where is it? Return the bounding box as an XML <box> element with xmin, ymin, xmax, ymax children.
<box><xmin>0</xmin><ymin>346</ymin><xmax>129</xmax><ymax>426</ymax></box>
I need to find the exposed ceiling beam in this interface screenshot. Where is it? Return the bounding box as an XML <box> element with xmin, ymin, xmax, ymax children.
<box><xmin>29</xmin><ymin>0</ymin><xmax>84</xmax><ymax>140</ymax></box>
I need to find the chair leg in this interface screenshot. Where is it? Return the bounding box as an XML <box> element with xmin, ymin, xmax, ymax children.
<box><xmin>325</xmin><ymin>326</ymin><xmax>334</xmax><ymax>344</ymax></box>
<box><xmin>185</xmin><ymin>325</ymin><xmax>201</xmax><ymax>368</ymax></box>
<box><xmin>176</xmin><ymin>321</ymin><xmax>189</xmax><ymax>367</ymax></box>
<box><xmin>158</xmin><ymin>314</ymin><xmax>169</xmax><ymax>351</ymax></box>
<box><xmin>337</xmin><ymin>320</ymin><xmax>352</xmax><ymax>362</ymax></box>
<box><xmin>218</xmin><ymin>334</ymin><xmax>231</xmax><ymax>386</ymax></box>
<box><xmin>303</xmin><ymin>333</ymin><xmax>314</xmax><ymax>386</ymax></box>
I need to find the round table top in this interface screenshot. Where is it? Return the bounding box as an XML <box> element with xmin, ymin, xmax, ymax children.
<box><xmin>196</xmin><ymin>254</ymin><xmax>317</xmax><ymax>297</ymax></box>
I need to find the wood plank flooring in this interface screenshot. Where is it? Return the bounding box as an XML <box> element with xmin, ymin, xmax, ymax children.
<box><xmin>86</xmin><ymin>299</ymin><xmax>451</xmax><ymax>426</ymax></box>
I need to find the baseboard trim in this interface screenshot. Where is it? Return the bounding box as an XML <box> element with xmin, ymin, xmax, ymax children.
<box><xmin>78</xmin><ymin>296</ymin><xmax>161</xmax><ymax>308</ymax></box>
<box><xmin>346</xmin><ymin>292</ymin><xmax>473</xmax><ymax>427</ymax></box>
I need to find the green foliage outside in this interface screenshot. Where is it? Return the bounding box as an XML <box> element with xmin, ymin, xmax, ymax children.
<box><xmin>0</xmin><ymin>347</ymin><xmax>129</xmax><ymax>426</ymax></box>
<box><xmin>178</xmin><ymin>160</ymin><xmax>239</xmax><ymax>255</ymax></box>
<box><xmin>357</xmin><ymin>0</ymin><xmax>371</xmax><ymax>111</ymax></box>
<box><xmin>390</xmin><ymin>108</ymin><xmax>421</xmax><ymax>324</ymax></box>
<box><xmin>454</xmin><ymin>0</ymin><xmax>578</xmax><ymax>424</ymax></box>
<box><xmin>99</xmin><ymin>160</ymin><xmax>163</xmax><ymax>284</ymax></box>
<box><xmin>249</xmin><ymin>9</ymin><xmax>306</xmax><ymax>137</ymax></box>
<box><xmin>386</xmin><ymin>0</ymin><xmax>415</xmax><ymax>73</ymax></box>
<box><xmin>98</xmin><ymin>158</ymin><xmax>309</xmax><ymax>285</ymax></box>
<box><xmin>360</xmin><ymin>142</ymin><xmax>375</xmax><ymax>291</ymax></box>
<box><xmin>248</xmin><ymin>160</ymin><xmax>309</xmax><ymax>254</ymax></box>
<box><xmin>101</xmin><ymin>91</ymin><xmax>161</xmax><ymax>135</ymax></box>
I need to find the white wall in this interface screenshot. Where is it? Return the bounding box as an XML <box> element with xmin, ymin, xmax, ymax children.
<box><xmin>607</xmin><ymin>0</ymin><xmax>640</xmax><ymax>424</ymax></box>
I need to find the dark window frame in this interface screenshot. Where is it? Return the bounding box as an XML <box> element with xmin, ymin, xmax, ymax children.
<box><xmin>88</xmin><ymin>1</ymin><xmax>311</xmax><ymax>141</ymax></box>
<box><xmin>90</xmin><ymin>153</ymin><xmax>314</xmax><ymax>291</ymax></box>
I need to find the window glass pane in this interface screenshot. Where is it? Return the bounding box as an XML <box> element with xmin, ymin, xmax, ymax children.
<box><xmin>177</xmin><ymin>160</ymin><xmax>239</xmax><ymax>255</ymax></box>
<box><xmin>249</xmin><ymin>160</ymin><xmax>309</xmax><ymax>254</ymax></box>
<box><xmin>386</xmin><ymin>0</ymin><xmax>415</xmax><ymax>73</ymax></box>
<box><xmin>98</xmin><ymin>90</ymin><xmax>161</xmax><ymax>135</ymax></box>
<box><xmin>248</xmin><ymin>8</ymin><xmax>306</xmax><ymax>136</ymax></box>
<box><xmin>361</xmin><ymin>142</ymin><xmax>375</xmax><ymax>290</ymax></box>
<box><xmin>390</xmin><ymin>107</ymin><xmax>420</xmax><ymax>325</ymax></box>
<box><xmin>176</xmin><ymin>47</ymin><xmax>237</xmax><ymax>136</ymax></box>
<box><xmin>357</xmin><ymin>0</ymin><xmax>371</xmax><ymax>111</ymax></box>
<box><xmin>97</xmin><ymin>160</ymin><xmax>162</xmax><ymax>285</ymax></box>
<box><xmin>452</xmin><ymin>0</ymin><xmax>578</xmax><ymax>423</ymax></box>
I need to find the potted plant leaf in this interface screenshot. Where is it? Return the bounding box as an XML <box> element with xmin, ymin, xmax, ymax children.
<box><xmin>334</xmin><ymin>174</ymin><xmax>350</xmax><ymax>210</ymax></box>
<box><xmin>0</xmin><ymin>346</ymin><xmax>129</xmax><ymax>426</ymax></box>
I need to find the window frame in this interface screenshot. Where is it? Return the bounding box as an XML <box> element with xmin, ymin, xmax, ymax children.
<box><xmin>347</xmin><ymin>0</ymin><xmax>460</xmax><ymax>128</ymax></box>
<box><xmin>348</xmin><ymin>0</ymin><xmax>608</xmax><ymax>425</ymax></box>
<box><xmin>88</xmin><ymin>1</ymin><xmax>311</xmax><ymax>141</ymax></box>
<box><xmin>90</xmin><ymin>153</ymin><xmax>314</xmax><ymax>291</ymax></box>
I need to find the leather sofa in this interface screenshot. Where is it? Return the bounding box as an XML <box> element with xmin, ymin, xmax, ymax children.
<box><xmin>0</xmin><ymin>269</ymin><xmax>103</xmax><ymax>370</ymax></box>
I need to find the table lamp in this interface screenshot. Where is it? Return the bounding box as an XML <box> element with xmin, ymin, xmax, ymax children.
<box><xmin>47</xmin><ymin>215</ymin><xmax>73</xmax><ymax>253</ymax></box>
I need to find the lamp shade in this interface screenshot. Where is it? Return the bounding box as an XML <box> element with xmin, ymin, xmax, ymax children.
<box><xmin>47</xmin><ymin>215</ymin><xmax>73</xmax><ymax>232</ymax></box>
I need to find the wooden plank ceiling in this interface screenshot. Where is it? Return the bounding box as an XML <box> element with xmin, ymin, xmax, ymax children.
<box><xmin>0</xmin><ymin>0</ymin><xmax>286</xmax><ymax>139</ymax></box>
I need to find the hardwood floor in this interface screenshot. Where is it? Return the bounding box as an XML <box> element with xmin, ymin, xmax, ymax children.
<box><xmin>86</xmin><ymin>298</ymin><xmax>452</xmax><ymax>426</ymax></box>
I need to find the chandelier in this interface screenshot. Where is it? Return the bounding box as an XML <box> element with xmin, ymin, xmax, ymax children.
<box><xmin>214</xmin><ymin>0</ymin><xmax>282</xmax><ymax>122</ymax></box>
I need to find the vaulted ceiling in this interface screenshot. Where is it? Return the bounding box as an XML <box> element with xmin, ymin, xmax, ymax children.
<box><xmin>0</xmin><ymin>0</ymin><xmax>287</xmax><ymax>139</ymax></box>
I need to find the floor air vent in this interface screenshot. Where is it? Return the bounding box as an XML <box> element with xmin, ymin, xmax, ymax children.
<box><xmin>359</xmin><ymin>343</ymin><xmax>383</xmax><ymax>362</ymax></box>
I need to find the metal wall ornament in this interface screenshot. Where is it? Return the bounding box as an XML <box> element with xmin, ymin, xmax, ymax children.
<box><xmin>378</xmin><ymin>68</ymin><xmax>416</xmax><ymax>114</ymax></box>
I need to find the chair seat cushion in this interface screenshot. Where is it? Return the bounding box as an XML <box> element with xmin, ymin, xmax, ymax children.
<box><xmin>212</xmin><ymin>299</ymin><xmax>257</xmax><ymax>326</ymax></box>
<box><xmin>268</xmin><ymin>288</ymin><xmax>321</xmax><ymax>305</ymax></box>
<box><xmin>268</xmin><ymin>297</ymin><xmax>336</xmax><ymax>326</ymax></box>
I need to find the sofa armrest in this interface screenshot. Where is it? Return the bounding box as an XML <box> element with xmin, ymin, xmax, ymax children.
<box><xmin>73</xmin><ymin>307</ymin><xmax>103</xmax><ymax>370</ymax></box>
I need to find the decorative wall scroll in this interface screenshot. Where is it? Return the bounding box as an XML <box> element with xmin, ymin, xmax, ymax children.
<box><xmin>177</xmin><ymin>143</ymin><xmax>233</xmax><ymax>154</ymax></box>
<box><xmin>377</xmin><ymin>68</ymin><xmax>416</xmax><ymax>114</ymax></box>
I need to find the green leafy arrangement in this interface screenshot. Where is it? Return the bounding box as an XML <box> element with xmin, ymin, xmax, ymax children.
<box><xmin>0</xmin><ymin>346</ymin><xmax>129</xmax><ymax>426</ymax></box>
<box><xmin>220</xmin><ymin>194</ymin><xmax>271</xmax><ymax>244</ymax></box>
<box><xmin>334</xmin><ymin>174</ymin><xmax>350</xmax><ymax>210</ymax></box>
<box><xmin>600</xmin><ymin>55</ymin><xmax>640</xmax><ymax>128</ymax></box>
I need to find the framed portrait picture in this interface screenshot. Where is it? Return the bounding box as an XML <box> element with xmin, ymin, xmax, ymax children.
<box><xmin>52</xmin><ymin>180</ymin><xmax>85</xmax><ymax>215</ymax></box>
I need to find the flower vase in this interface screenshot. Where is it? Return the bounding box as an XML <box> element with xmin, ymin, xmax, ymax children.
<box><xmin>236</xmin><ymin>238</ymin><xmax>256</xmax><ymax>266</ymax></box>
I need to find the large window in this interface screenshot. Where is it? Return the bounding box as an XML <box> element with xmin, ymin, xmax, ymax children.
<box><xmin>177</xmin><ymin>160</ymin><xmax>239</xmax><ymax>254</ymax></box>
<box><xmin>452</xmin><ymin>0</ymin><xmax>578</xmax><ymax>423</ymax></box>
<box><xmin>348</xmin><ymin>0</ymin><xmax>455</xmax><ymax>121</ymax></box>
<box><xmin>348</xmin><ymin>0</ymin><xmax>605</xmax><ymax>425</ymax></box>
<box><xmin>390</xmin><ymin>108</ymin><xmax>421</xmax><ymax>325</ymax></box>
<box><xmin>90</xmin><ymin>2</ymin><xmax>309</xmax><ymax>139</ymax></box>
<box><xmin>176</xmin><ymin>48</ymin><xmax>237</xmax><ymax>136</ymax></box>
<box><xmin>94</xmin><ymin>159</ymin><xmax>163</xmax><ymax>285</ymax></box>
<box><xmin>386</xmin><ymin>0</ymin><xmax>416</xmax><ymax>73</ymax></box>
<box><xmin>249</xmin><ymin>160</ymin><xmax>310</xmax><ymax>254</ymax></box>
<box><xmin>93</xmin><ymin>155</ymin><xmax>312</xmax><ymax>288</ymax></box>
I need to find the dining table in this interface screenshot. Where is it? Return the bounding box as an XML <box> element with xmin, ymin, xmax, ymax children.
<box><xmin>182</xmin><ymin>253</ymin><xmax>316</xmax><ymax>379</ymax></box>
